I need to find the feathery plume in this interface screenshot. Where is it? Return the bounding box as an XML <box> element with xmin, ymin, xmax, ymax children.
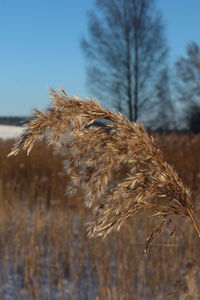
<box><xmin>8</xmin><ymin>89</ymin><xmax>200</xmax><ymax>252</ymax></box>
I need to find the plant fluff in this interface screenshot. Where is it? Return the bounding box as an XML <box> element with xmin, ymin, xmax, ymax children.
<box><xmin>9</xmin><ymin>89</ymin><xmax>200</xmax><ymax>252</ymax></box>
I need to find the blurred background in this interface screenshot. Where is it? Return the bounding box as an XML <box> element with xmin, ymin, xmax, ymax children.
<box><xmin>0</xmin><ymin>1</ymin><xmax>200</xmax><ymax>299</ymax></box>
<box><xmin>1</xmin><ymin>0</ymin><xmax>200</xmax><ymax>131</ymax></box>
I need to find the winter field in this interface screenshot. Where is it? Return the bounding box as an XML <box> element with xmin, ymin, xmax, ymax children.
<box><xmin>0</xmin><ymin>134</ymin><xmax>200</xmax><ymax>299</ymax></box>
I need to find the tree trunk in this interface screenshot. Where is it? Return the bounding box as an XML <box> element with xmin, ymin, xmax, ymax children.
<box><xmin>125</xmin><ymin>24</ymin><xmax>133</xmax><ymax>121</ymax></box>
<box><xmin>134</xmin><ymin>27</ymin><xmax>139</xmax><ymax>122</ymax></box>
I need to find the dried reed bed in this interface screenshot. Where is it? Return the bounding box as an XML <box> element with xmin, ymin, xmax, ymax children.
<box><xmin>156</xmin><ymin>133</ymin><xmax>200</xmax><ymax>204</ymax></box>
<box><xmin>1</xmin><ymin>133</ymin><xmax>200</xmax><ymax>299</ymax></box>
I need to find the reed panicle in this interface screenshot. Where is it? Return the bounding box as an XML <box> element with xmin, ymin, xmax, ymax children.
<box><xmin>8</xmin><ymin>89</ymin><xmax>200</xmax><ymax>252</ymax></box>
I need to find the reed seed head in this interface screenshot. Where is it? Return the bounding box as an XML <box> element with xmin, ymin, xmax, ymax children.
<box><xmin>8</xmin><ymin>89</ymin><xmax>200</xmax><ymax>252</ymax></box>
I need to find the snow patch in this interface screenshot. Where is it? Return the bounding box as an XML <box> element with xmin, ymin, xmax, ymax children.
<box><xmin>0</xmin><ymin>125</ymin><xmax>24</xmax><ymax>140</ymax></box>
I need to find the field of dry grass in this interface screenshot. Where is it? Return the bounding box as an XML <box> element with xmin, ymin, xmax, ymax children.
<box><xmin>0</xmin><ymin>134</ymin><xmax>200</xmax><ymax>299</ymax></box>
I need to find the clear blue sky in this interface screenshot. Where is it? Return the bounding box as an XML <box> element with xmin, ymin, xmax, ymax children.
<box><xmin>1</xmin><ymin>0</ymin><xmax>200</xmax><ymax>116</ymax></box>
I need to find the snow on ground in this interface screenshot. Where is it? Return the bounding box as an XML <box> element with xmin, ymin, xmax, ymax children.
<box><xmin>0</xmin><ymin>125</ymin><xmax>23</xmax><ymax>140</ymax></box>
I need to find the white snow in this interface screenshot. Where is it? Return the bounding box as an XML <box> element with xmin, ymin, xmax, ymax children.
<box><xmin>0</xmin><ymin>125</ymin><xmax>23</xmax><ymax>140</ymax></box>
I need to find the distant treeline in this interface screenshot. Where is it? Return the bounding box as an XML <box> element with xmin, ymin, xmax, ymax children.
<box><xmin>0</xmin><ymin>116</ymin><xmax>30</xmax><ymax>126</ymax></box>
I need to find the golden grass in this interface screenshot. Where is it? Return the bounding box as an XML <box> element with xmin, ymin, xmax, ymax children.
<box><xmin>8</xmin><ymin>90</ymin><xmax>200</xmax><ymax>251</ymax></box>
<box><xmin>0</xmin><ymin>133</ymin><xmax>200</xmax><ymax>299</ymax></box>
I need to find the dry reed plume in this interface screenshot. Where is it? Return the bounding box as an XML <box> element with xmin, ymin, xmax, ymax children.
<box><xmin>8</xmin><ymin>89</ymin><xmax>200</xmax><ymax>252</ymax></box>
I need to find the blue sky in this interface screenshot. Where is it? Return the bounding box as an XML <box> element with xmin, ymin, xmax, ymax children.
<box><xmin>1</xmin><ymin>0</ymin><xmax>200</xmax><ymax>116</ymax></box>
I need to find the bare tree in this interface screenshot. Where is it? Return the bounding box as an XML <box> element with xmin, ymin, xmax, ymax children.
<box><xmin>176</xmin><ymin>42</ymin><xmax>200</xmax><ymax>104</ymax></box>
<box><xmin>81</xmin><ymin>0</ymin><xmax>168</xmax><ymax>122</ymax></box>
<box><xmin>176</xmin><ymin>42</ymin><xmax>200</xmax><ymax>131</ymax></box>
<box><xmin>152</xmin><ymin>67</ymin><xmax>176</xmax><ymax>131</ymax></box>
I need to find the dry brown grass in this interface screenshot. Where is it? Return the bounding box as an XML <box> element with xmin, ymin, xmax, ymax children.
<box><xmin>8</xmin><ymin>89</ymin><xmax>200</xmax><ymax>253</ymax></box>
<box><xmin>0</xmin><ymin>132</ymin><xmax>200</xmax><ymax>299</ymax></box>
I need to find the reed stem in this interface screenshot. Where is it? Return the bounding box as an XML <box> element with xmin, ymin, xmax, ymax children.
<box><xmin>187</xmin><ymin>207</ymin><xmax>200</xmax><ymax>240</ymax></box>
